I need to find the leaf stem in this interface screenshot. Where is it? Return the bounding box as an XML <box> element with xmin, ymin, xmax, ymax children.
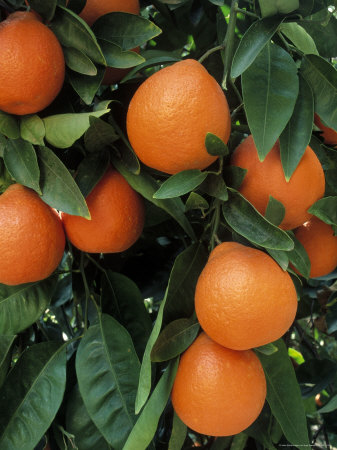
<box><xmin>222</xmin><ymin>0</ymin><xmax>239</xmax><ymax>89</ymax></box>
<box><xmin>198</xmin><ymin>45</ymin><xmax>224</xmax><ymax>64</ymax></box>
<box><xmin>235</xmin><ymin>7</ymin><xmax>259</xmax><ymax>19</ymax></box>
<box><xmin>80</xmin><ymin>252</ymin><xmax>90</xmax><ymax>332</ymax></box>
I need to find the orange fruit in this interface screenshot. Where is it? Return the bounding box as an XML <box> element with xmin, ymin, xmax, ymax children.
<box><xmin>314</xmin><ymin>113</ymin><xmax>337</xmax><ymax>147</ymax></box>
<box><xmin>79</xmin><ymin>0</ymin><xmax>140</xmax><ymax>26</ymax></box>
<box><xmin>294</xmin><ymin>216</ymin><xmax>337</xmax><ymax>278</ymax></box>
<box><xmin>0</xmin><ymin>184</ymin><xmax>65</xmax><ymax>286</ymax></box>
<box><xmin>171</xmin><ymin>332</ymin><xmax>266</xmax><ymax>436</ymax></box>
<box><xmin>0</xmin><ymin>11</ymin><xmax>65</xmax><ymax>115</ymax></box>
<box><xmin>194</xmin><ymin>242</ymin><xmax>298</xmax><ymax>350</ymax></box>
<box><xmin>230</xmin><ymin>135</ymin><xmax>325</xmax><ymax>230</ymax></box>
<box><xmin>126</xmin><ymin>59</ymin><xmax>231</xmax><ymax>174</ymax></box>
<box><xmin>61</xmin><ymin>167</ymin><xmax>144</xmax><ymax>253</ymax></box>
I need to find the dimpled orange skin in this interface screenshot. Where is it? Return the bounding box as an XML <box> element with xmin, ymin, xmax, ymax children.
<box><xmin>294</xmin><ymin>217</ymin><xmax>337</xmax><ymax>278</ymax></box>
<box><xmin>79</xmin><ymin>0</ymin><xmax>140</xmax><ymax>26</ymax></box>
<box><xmin>314</xmin><ymin>114</ymin><xmax>337</xmax><ymax>147</ymax></box>
<box><xmin>0</xmin><ymin>184</ymin><xmax>65</xmax><ymax>286</ymax></box>
<box><xmin>230</xmin><ymin>135</ymin><xmax>325</xmax><ymax>230</ymax></box>
<box><xmin>194</xmin><ymin>242</ymin><xmax>298</xmax><ymax>350</ymax></box>
<box><xmin>61</xmin><ymin>167</ymin><xmax>145</xmax><ymax>253</ymax></box>
<box><xmin>171</xmin><ymin>332</ymin><xmax>267</xmax><ymax>436</ymax></box>
<box><xmin>126</xmin><ymin>59</ymin><xmax>231</xmax><ymax>174</ymax></box>
<box><xmin>0</xmin><ymin>11</ymin><xmax>65</xmax><ymax>115</ymax></box>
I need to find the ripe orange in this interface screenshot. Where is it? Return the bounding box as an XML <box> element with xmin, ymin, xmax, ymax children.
<box><xmin>171</xmin><ymin>332</ymin><xmax>266</xmax><ymax>436</ymax></box>
<box><xmin>314</xmin><ymin>114</ymin><xmax>337</xmax><ymax>147</ymax></box>
<box><xmin>294</xmin><ymin>216</ymin><xmax>337</xmax><ymax>278</ymax></box>
<box><xmin>61</xmin><ymin>167</ymin><xmax>144</xmax><ymax>253</ymax></box>
<box><xmin>126</xmin><ymin>59</ymin><xmax>231</xmax><ymax>174</ymax></box>
<box><xmin>230</xmin><ymin>135</ymin><xmax>325</xmax><ymax>230</ymax></box>
<box><xmin>0</xmin><ymin>11</ymin><xmax>65</xmax><ymax>115</ymax></box>
<box><xmin>0</xmin><ymin>184</ymin><xmax>65</xmax><ymax>286</ymax></box>
<box><xmin>194</xmin><ymin>242</ymin><xmax>298</xmax><ymax>350</ymax></box>
<box><xmin>79</xmin><ymin>0</ymin><xmax>140</xmax><ymax>26</ymax></box>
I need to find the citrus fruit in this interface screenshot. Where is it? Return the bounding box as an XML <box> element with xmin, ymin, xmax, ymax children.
<box><xmin>79</xmin><ymin>0</ymin><xmax>140</xmax><ymax>26</ymax></box>
<box><xmin>294</xmin><ymin>216</ymin><xmax>337</xmax><ymax>278</ymax></box>
<box><xmin>230</xmin><ymin>135</ymin><xmax>325</xmax><ymax>230</ymax></box>
<box><xmin>61</xmin><ymin>167</ymin><xmax>144</xmax><ymax>253</ymax></box>
<box><xmin>0</xmin><ymin>11</ymin><xmax>65</xmax><ymax>115</ymax></box>
<box><xmin>314</xmin><ymin>113</ymin><xmax>337</xmax><ymax>147</ymax></box>
<box><xmin>0</xmin><ymin>184</ymin><xmax>65</xmax><ymax>286</ymax></box>
<box><xmin>126</xmin><ymin>59</ymin><xmax>231</xmax><ymax>174</ymax></box>
<box><xmin>194</xmin><ymin>242</ymin><xmax>298</xmax><ymax>350</ymax></box>
<box><xmin>171</xmin><ymin>332</ymin><xmax>266</xmax><ymax>436</ymax></box>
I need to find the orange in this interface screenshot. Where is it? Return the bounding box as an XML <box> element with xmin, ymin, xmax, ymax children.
<box><xmin>0</xmin><ymin>184</ymin><xmax>65</xmax><ymax>286</ymax></box>
<box><xmin>79</xmin><ymin>0</ymin><xmax>140</xmax><ymax>26</ymax></box>
<box><xmin>230</xmin><ymin>135</ymin><xmax>325</xmax><ymax>230</ymax></box>
<box><xmin>171</xmin><ymin>332</ymin><xmax>266</xmax><ymax>436</ymax></box>
<box><xmin>194</xmin><ymin>242</ymin><xmax>298</xmax><ymax>350</ymax></box>
<box><xmin>314</xmin><ymin>114</ymin><xmax>337</xmax><ymax>147</ymax></box>
<box><xmin>0</xmin><ymin>11</ymin><xmax>65</xmax><ymax>115</ymax></box>
<box><xmin>61</xmin><ymin>167</ymin><xmax>144</xmax><ymax>253</ymax></box>
<box><xmin>294</xmin><ymin>216</ymin><xmax>337</xmax><ymax>278</ymax></box>
<box><xmin>126</xmin><ymin>59</ymin><xmax>231</xmax><ymax>174</ymax></box>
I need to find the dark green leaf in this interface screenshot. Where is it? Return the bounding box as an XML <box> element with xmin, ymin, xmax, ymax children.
<box><xmin>43</xmin><ymin>107</ymin><xmax>110</xmax><ymax>149</ymax></box>
<box><xmin>242</xmin><ymin>42</ymin><xmax>299</xmax><ymax>160</ymax></box>
<box><xmin>0</xmin><ymin>278</ymin><xmax>55</xmax><ymax>335</ymax></box>
<box><xmin>296</xmin><ymin>359</ymin><xmax>337</xmax><ymax>398</ymax></box>
<box><xmin>231</xmin><ymin>16</ymin><xmax>283</xmax><ymax>78</ymax></box>
<box><xmin>151</xmin><ymin>318</ymin><xmax>199</xmax><ymax>362</ymax></box>
<box><xmin>280</xmin><ymin>22</ymin><xmax>318</xmax><ymax>55</ymax></box>
<box><xmin>63</xmin><ymin>47</ymin><xmax>97</xmax><ymax>76</ymax></box>
<box><xmin>300</xmin><ymin>10</ymin><xmax>337</xmax><ymax>58</ymax></box>
<box><xmin>265</xmin><ymin>195</ymin><xmax>286</xmax><ymax>226</ymax></box>
<box><xmin>301</xmin><ymin>55</ymin><xmax>337</xmax><ymax>132</ymax></box>
<box><xmin>279</xmin><ymin>75</ymin><xmax>314</xmax><ymax>180</ymax></box>
<box><xmin>76</xmin><ymin>314</ymin><xmax>140</xmax><ymax>449</ymax></box>
<box><xmin>84</xmin><ymin>117</ymin><xmax>119</xmax><ymax>153</ymax></box>
<box><xmin>308</xmin><ymin>196</ymin><xmax>337</xmax><ymax>226</ymax></box>
<box><xmin>255</xmin><ymin>343</ymin><xmax>278</xmax><ymax>355</ymax></box>
<box><xmin>199</xmin><ymin>173</ymin><xmax>228</xmax><ymax>201</ymax></box>
<box><xmin>99</xmin><ymin>40</ymin><xmax>145</xmax><ymax>68</ymax></box>
<box><xmin>20</xmin><ymin>115</ymin><xmax>45</xmax><ymax>146</ymax></box>
<box><xmin>185</xmin><ymin>192</ymin><xmax>209</xmax><ymax>211</ymax></box>
<box><xmin>92</xmin><ymin>13</ymin><xmax>162</xmax><ymax>51</ymax></box>
<box><xmin>205</xmin><ymin>132</ymin><xmax>229</xmax><ymax>156</ymax></box>
<box><xmin>0</xmin><ymin>342</ymin><xmax>67</xmax><ymax>450</ymax></box>
<box><xmin>27</xmin><ymin>0</ymin><xmax>57</xmax><ymax>21</ymax></box>
<box><xmin>124</xmin><ymin>358</ymin><xmax>179</xmax><ymax>450</ymax></box>
<box><xmin>168</xmin><ymin>412</ymin><xmax>187</xmax><ymax>450</ymax></box>
<box><xmin>121</xmin><ymin>56</ymin><xmax>180</xmax><ymax>83</ymax></box>
<box><xmin>0</xmin><ymin>335</ymin><xmax>16</xmax><ymax>388</ymax></box>
<box><xmin>267</xmin><ymin>248</ymin><xmax>289</xmax><ymax>271</ymax></box>
<box><xmin>224</xmin><ymin>166</ymin><xmax>247</xmax><ymax>190</ymax></box>
<box><xmin>4</xmin><ymin>139</ymin><xmax>41</xmax><ymax>194</ymax></box>
<box><xmin>222</xmin><ymin>191</ymin><xmax>294</xmax><ymax>251</ymax></box>
<box><xmin>68</xmin><ymin>66</ymin><xmax>106</xmax><ymax>105</ymax></box>
<box><xmin>66</xmin><ymin>385</ymin><xmax>111</xmax><ymax>450</ymax></box>
<box><xmin>257</xmin><ymin>339</ymin><xmax>310</xmax><ymax>449</ymax></box>
<box><xmin>316</xmin><ymin>393</ymin><xmax>337</xmax><ymax>414</ymax></box>
<box><xmin>326</xmin><ymin>298</ymin><xmax>337</xmax><ymax>334</ymax></box>
<box><xmin>287</xmin><ymin>234</ymin><xmax>311</xmax><ymax>279</ymax></box>
<box><xmin>244</xmin><ymin>404</ymin><xmax>277</xmax><ymax>449</ymax></box>
<box><xmin>75</xmin><ymin>151</ymin><xmax>110</xmax><ymax>197</ymax></box>
<box><xmin>258</xmin><ymin>0</ymin><xmax>299</xmax><ymax>16</ymax></box>
<box><xmin>0</xmin><ymin>111</ymin><xmax>19</xmax><ymax>139</ymax></box>
<box><xmin>66</xmin><ymin>0</ymin><xmax>86</xmax><ymax>14</ymax></box>
<box><xmin>153</xmin><ymin>170</ymin><xmax>208</xmax><ymax>199</ymax></box>
<box><xmin>37</xmin><ymin>146</ymin><xmax>90</xmax><ymax>218</ymax></box>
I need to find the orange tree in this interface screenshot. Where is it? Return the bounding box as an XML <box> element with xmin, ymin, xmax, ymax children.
<box><xmin>0</xmin><ymin>0</ymin><xmax>337</xmax><ymax>449</ymax></box>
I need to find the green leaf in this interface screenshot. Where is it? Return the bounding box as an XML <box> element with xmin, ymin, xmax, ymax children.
<box><xmin>287</xmin><ymin>234</ymin><xmax>311</xmax><ymax>279</ymax></box>
<box><xmin>92</xmin><ymin>13</ymin><xmax>162</xmax><ymax>51</ymax></box>
<box><xmin>153</xmin><ymin>170</ymin><xmax>208</xmax><ymax>199</ymax></box>
<box><xmin>199</xmin><ymin>173</ymin><xmax>228</xmax><ymax>201</ymax></box>
<box><xmin>75</xmin><ymin>151</ymin><xmax>110</xmax><ymax>197</ymax></box>
<box><xmin>222</xmin><ymin>191</ymin><xmax>294</xmax><ymax>251</ymax></box>
<box><xmin>4</xmin><ymin>139</ymin><xmax>41</xmax><ymax>194</ymax></box>
<box><xmin>76</xmin><ymin>314</ymin><xmax>140</xmax><ymax>449</ymax></box>
<box><xmin>316</xmin><ymin>393</ymin><xmax>337</xmax><ymax>414</ymax></box>
<box><xmin>185</xmin><ymin>192</ymin><xmax>209</xmax><ymax>212</ymax></box>
<box><xmin>257</xmin><ymin>339</ymin><xmax>310</xmax><ymax>449</ymax></box>
<box><xmin>151</xmin><ymin>318</ymin><xmax>199</xmax><ymax>362</ymax></box>
<box><xmin>112</xmin><ymin>158</ymin><xmax>196</xmax><ymax>240</ymax></box>
<box><xmin>123</xmin><ymin>358</ymin><xmax>179</xmax><ymax>450</ymax></box>
<box><xmin>280</xmin><ymin>22</ymin><xmax>318</xmax><ymax>55</ymax></box>
<box><xmin>301</xmin><ymin>55</ymin><xmax>337</xmax><ymax>132</ymax></box>
<box><xmin>84</xmin><ymin>116</ymin><xmax>119</xmax><ymax>153</ymax></box>
<box><xmin>242</xmin><ymin>42</ymin><xmax>299</xmax><ymax>160</ymax></box>
<box><xmin>0</xmin><ymin>111</ymin><xmax>19</xmax><ymax>139</ymax></box>
<box><xmin>308</xmin><ymin>196</ymin><xmax>337</xmax><ymax>226</ymax></box>
<box><xmin>258</xmin><ymin>0</ymin><xmax>299</xmax><ymax>17</ymax></box>
<box><xmin>224</xmin><ymin>166</ymin><xmax>247</xmax><ymax>190</ymax></box>
<box><xmin>279</xmin><ymin>75</ymin><xmax>314</xmax><ymax>181</ymax></box>
<box><xmin>300</xmin><ymin>10</ymin><xmax>337</xmax><ymax>59</ymax></box>
<box><xmin>27</xmin><ymin>0</ymin><xmax>57</xmax><ymax>21</ymax></box>
<box><xmin>168</xmin><ymin>412</ymin><xmax>187</xmax><ymax>450</ymax></box>
<box><xmin>244</xmin><ymin>405</ymin><xmax>277</xmax><ymax>450</ymax></box>
<box><xmin>0</xmin><ymin>342</ymin><xmax>67</xmax><ymax>450</ymax></box>
<box><xmin>51</xmin><ymin>6</ymin><xmax>106</xmax><ymax>65</ymax></box>
<box><xmin>68</xmin><ymin>65</ymin><xmax>106</xmax><ymax>105</ymax></box>
<box><xmin>265</xmin><ymin>195</ymin><xmax>286</xmax><ymax>227</ymax></box>
<box><xmin>296</xmin><ymin>359</ymin><xmax>337</xmax><ymax>398</ymax></box>
<box><xmin>0</xmin><ymin>278</ymin><xmax>55</xmax><ymax>335</ymax></box>
<box><xmin>66</xmin><ymin>385</ymin><xmax>112</xmax><ymax>450</ymax></box>
<box><xmin>255</xmin><ymin>343</ymin><xmax>278</xmax><ymax>355</ymax></box>
<box><xmin>63</xmin><ymin>47</ymin><xmax>97</xmax><ymax>76</ymax></box>
<box><xmin>99</xmin><ymin>40</ymin><xmax>145</xmax><ymax>68</ymax></box>
<box><xmin>231</xmin><ymin>16</ymin><xmax>283</xmax><ymax>78</ymax></box>
<box><xmin>267</xmin><ymin>248</ymin><xmax>289</xmax><ymax>270</ymax></box>
<box><xmin>205</xmin><ymin>132</ymin><xmax>229</xmax><ymax>156</ymax></box>
<box><xmin>0</xmin><ymin>335</ymin><xmax>16</xmax><ymax>389</ymax></box>
<box><xmin>120</xmin><ymin>56</ymin><xmax>181</xmax><ymax>83</ymax></box>
<box><xmin>43</xmin><ymin>107</ymin><xmax>110</xmax><ymax>148</ymax></box>
<box><xmin>37</xmin><ymin>146</ymin><xmax>90</xmax><ymax>218</ymax></box>
<box><xmin>20</xmin><ymin>115</ymin><xmax>45</xmax><ymax>146</ymax></box>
